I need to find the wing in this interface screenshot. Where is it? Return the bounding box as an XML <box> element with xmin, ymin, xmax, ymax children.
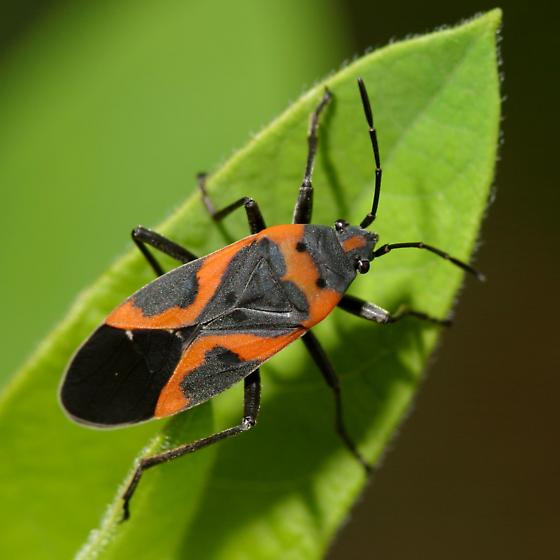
<box><xmin>104</xmin><ymin>235</ymin><xmax>256</xmax><ymax>330</ymax></box>
<box><xmin>60</xmin><ymin>322</ymin><xmax>305</xmax><ymax>427</ymax></box>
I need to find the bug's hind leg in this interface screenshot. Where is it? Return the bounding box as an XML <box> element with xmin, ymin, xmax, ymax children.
<box><xmin>337</xmin><ymin>294</ymin><xmax>452</xmax><ymax>326</ymax></box>
<box><xmin>292</xmin><ymin>88</ymin><xmax>333</xmax><ymax>225</ymax></box>
<box><xmin>132</xmin><ymin>226</ymin><xmax>198</xmax><ymax>277</ymax></box>
<box><xmin>197</xmin><ymin>172</ymin><xmax>266</xmax><ymax>234</ymax></box>
<box><xmin>121</xmin><ymin>368</ymin><xmax>261</xmax><ymax>521</ymax></box>
<box><xmin>301</xmin><ymin>331</ymin><xmax>371</xmax><ymax>473</ymax></box>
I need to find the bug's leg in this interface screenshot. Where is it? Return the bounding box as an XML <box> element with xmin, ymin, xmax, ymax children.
<box><xmin>373</xmin><ymin>242</ymin><xmax>485</xmax><ymax>282</ymax></box>
<box><xmin>121</xmin><ymin>369</ymin><xmax>261</xmax><ymax>522</ymax></box>
<box><xmin>301</xmin><ymin>331</ymin><xmax>371</xmax><ymax>473</ymax></box>
<box><xmin>337</xmin><ymin>294</ymin><xmax>452</xmax><ymax>326</ymax></box>
<box><xmin>197</xmin><ymin>172</ymin><xmax>266</xmax><ymax>234</ymax></box>
<box><xmin>132</xmin><ymin>226</ymin><xmax>198</xmax><ymax>277</ymax></box>
<box><xmin>292</xmin><ymin>88</ymin><xmax>333</xmax><ymax>225</ymax></box>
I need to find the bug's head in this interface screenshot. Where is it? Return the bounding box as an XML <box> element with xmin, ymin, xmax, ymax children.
<box><xmin>334</xmin><ymin>219</ymin><xmax>378</xmax><ymax>274</ymax></box>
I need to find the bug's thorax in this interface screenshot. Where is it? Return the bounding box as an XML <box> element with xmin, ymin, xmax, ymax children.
<box><xmin>256</xmin><ymin>222</ymin><xmax>376</xmax><ymax>290</ymax></box>
<box><xmin>247</xmin><ymin>224</ymin><xmax>347</xmax><ymax>327</ymax></box>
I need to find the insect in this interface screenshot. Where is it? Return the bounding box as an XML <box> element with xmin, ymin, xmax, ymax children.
<box><xmin>60</xmin><ymin>79</ymin><xmax>483</xmax><ymax>520</ymax></box>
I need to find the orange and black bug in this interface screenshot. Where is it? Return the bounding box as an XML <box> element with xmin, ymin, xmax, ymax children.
<box><xmin>60</xmin><ymin>79</ymin><xmax>483</xmax><ymax>520</ymax></box>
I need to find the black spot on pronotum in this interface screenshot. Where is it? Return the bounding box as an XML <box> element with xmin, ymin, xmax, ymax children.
<box><xmin>316</xmin><ymin>278</ymin><xmax>327</xmax><ymax>288</ymax></box>
<box><xmin>295</xmin><ymin>241</ymin><xmax>306</xmax><ymax>252</ymax></box>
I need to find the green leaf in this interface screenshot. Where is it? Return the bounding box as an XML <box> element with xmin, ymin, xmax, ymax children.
<box><xmin>0</xmin><ymin>10</ymin><xmax>501</xmax><ymax>560</ymax></box>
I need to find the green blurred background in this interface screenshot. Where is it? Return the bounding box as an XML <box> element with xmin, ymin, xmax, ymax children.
<box><xmin>0</xmin><ymin>1</ymin><xmax>557</xmax><ymax>558</ymax></box>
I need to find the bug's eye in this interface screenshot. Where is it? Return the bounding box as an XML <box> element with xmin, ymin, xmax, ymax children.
<box><xmin>335</xmin><ymin>219</ymin><xmax>348</xmax><ymax>232</ymax></box>
<box><xmin>355</xmin><ymin>259</ymin><xmax>370</xmax><ymax>274</ymax></box>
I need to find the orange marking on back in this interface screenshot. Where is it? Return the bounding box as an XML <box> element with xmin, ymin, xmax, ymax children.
<box><xmin>106</xmin><ymin>236</ymin><xmax>256</xmax><ymax>330</ymax></box>
<box><xmin>342</xmin><ymin>235</ymin><xmax>367</xmax><ymax>253</ymax></box>
<box><xmin>261</xmin><ymin>225</ymin><xmax>343</xmax><ymax>328</ymax></box>
<box><xmin>154</xmin><ymin>330</ymin><xmax>303</xmax><ymax>417</ymax></box>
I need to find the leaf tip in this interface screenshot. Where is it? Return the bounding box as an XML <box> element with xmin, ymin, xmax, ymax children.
<box><xmin>483</xmin><ymin>7</ymin><xmax>503</xmax><ymax>29</ymax></box>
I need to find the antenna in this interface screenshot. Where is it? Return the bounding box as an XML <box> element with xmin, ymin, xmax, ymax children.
<box><xmin>357</xmin><ymin>78</ymin><xmax>382</xmax><ymax>229</ymax></box>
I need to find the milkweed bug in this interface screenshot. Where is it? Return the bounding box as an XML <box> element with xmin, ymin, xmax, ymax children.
<box><xmin>60</xmin><ymin>79</ymin><xmax>484</xmax><ymax>521</ymax></box>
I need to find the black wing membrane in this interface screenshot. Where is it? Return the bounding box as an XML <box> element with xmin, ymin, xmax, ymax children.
<box><xmin>60</xmin><ymin>324</ymin><xmax>197</xmax><ymax>426</ymax></box>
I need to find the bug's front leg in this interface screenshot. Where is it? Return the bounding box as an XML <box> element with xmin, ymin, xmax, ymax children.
<box><xmin>120</xmin><ymin>369</ymin><xmax>261</xmax><ymax>521</ymax></box>
<box><xmin>292</xmin><ymin>88</ymin><xmax>332</xmax><ymax>225</ymax></box>
<box><xmin>337</xmin><ymin>294</ymin><xmax>452</xmax><ymax>326</ymax></box>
